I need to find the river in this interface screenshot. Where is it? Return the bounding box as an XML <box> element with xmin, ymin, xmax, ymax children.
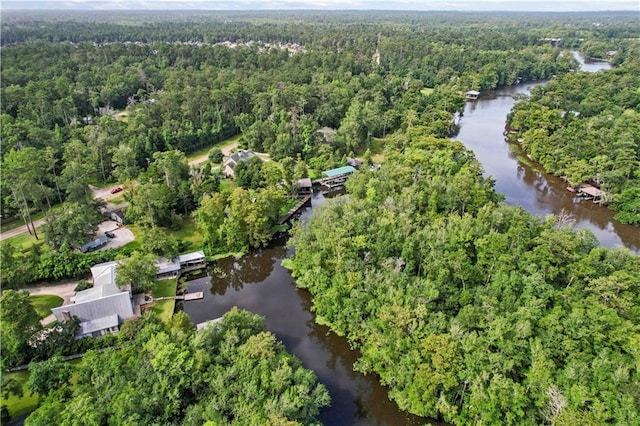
<box><xmin>456</xmin><ymin>52</ymin><xmax>640</xmax><ymax>253</ymax></box>
<box><xmin>183</xmin><ymin>51</ymin><xmax>638</xmax><ymax>426</ymax></box>
<box><xmin>182</xmin><ymin>193</ymin><xmax>428</xmax><ymax>426</ymax></box>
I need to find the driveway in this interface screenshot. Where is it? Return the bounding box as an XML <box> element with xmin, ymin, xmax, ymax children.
<box><xmin>96</xmin><ymin>220</ymin><xmax>135</xmax><ymax>250</ymax></box>
<box><xmin>26</xmin><ymin>280</ymin><xmax>79</xmax><ymax>325</ymax></box>
<box><xmin>90</xmin><ymin>184</ymin><xmax>126</xmax><ymax>202</ymax></box>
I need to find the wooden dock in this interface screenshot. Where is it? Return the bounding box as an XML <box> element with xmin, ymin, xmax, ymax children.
<box><xmin>277</xmin><ymin>195</ymin><xmax>311</xmax><ymax>225</ymax></box>
<box><xmin>174</xmin><ymin>292</ymin><xmax>204</xmax><ymax>301</ymax></box>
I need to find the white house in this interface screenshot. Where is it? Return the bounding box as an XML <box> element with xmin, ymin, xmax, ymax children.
<box><xmin>52</xmin><ymin>261</ymin><xmax>135</xmax><ymax>338</ymax></box>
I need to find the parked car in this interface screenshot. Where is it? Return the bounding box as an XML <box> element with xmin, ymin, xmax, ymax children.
<box><xmin>110</xmin><ymin>186</ymin><xmax>123</xmax><ymax>194</ymax></box>
<box><xmin>105</xmin><ymin>231</ymin><xmax>116</xmax><ymax>238</ymax></box>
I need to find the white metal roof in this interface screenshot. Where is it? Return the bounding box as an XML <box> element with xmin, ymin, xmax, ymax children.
<box><xmin>178</xmin><ymin>251</ymin><xmax>206</xmax><ymax>263</ymax></box>
<box><xmin>79</xmin><ymin>314</ymin><xmax>120</xmax><ymax>335</ymax></box>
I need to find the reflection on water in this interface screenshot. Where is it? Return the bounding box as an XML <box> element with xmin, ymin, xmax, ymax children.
<box><xmin>454</xmin><ymin>54</ymin><xmax>638</xmax><ymax>253</ymax></box>
<box><xmin>183</xmin><ymin>196</ymin><xmax>432</xmax><ymax>426</ymax></box>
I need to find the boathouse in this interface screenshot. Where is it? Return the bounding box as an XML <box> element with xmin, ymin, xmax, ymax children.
<box><xmin>156</xmin><ymin>250</ymin><xmax>207</xmax><ymax>279</ymax></box>
<box><xmin>322</xmin><ymin>165</ymin><xmax>356</xmax><ymax>179</ymax></box>
<box><xmin>317</xmin><ymin>165</ymin><xmax>356</xmax><ymax>191</ymax></box>
<box><xmin>578</xmin><ymin>185</ymin><xmax>605</xmax><ymax>203</ymax></box>
<box><xmin>296</xmin><ymin>178</ymin><xmax>313</xmax><ymax>196</ymax></box>
<box><xmin>465</xmin><ymin>90</ymin><xmax>480</xmax><ymax>100</ymax></box>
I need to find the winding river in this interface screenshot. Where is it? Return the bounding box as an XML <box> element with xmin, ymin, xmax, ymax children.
<box><xmin>456</xmin><ymin>52</ymin><xmax>640</xmax><ymax>253</ymax></box>
<box><xmin>183</xmin><ymin>51</ymin><xmax>638</xmax><ymax>426</ymax></box>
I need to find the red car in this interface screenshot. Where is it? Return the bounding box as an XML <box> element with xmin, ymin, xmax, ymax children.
<box><xmin>110</xmin><ymin>186</ymin><xmax>123</xmax><ymax>194</ymax></box>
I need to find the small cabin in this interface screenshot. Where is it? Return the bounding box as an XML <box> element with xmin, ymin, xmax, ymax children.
<box><xmin>465</xmin><ymin>90</ymin><xmax>480</xmax><ymax>101</ymax></box>
<box><xmin>296</xmin><ymin>178</ymin><xmax>313</xmax><ymax>196</ymax></box>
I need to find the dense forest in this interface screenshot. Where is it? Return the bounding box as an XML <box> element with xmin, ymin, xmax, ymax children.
<box><xmin>1</xmin><ymin>10</ymin><xmax>639</xmax><ymax>425</ymax></box>
<box><xmin>289</xmin><ymin>133</ymin><xmax>640</xmax><ymax>425</ymax></box>
<box><xmin>508</xmin><ymin>43</ymin><xmax>640</xmax><ymax>224</ymax></box>
<box><xmin>23</xmin><ymin>308</ymin><xmax>330</xmax><ymax>425</ymax></box>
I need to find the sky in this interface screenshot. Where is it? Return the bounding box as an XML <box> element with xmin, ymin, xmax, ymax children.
<box><xmin>3</xmin><ymin>0</ymin><xmax>639</xmax><ymax>11</ymax></box>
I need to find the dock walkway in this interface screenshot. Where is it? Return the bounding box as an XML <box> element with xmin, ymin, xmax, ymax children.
<box><xmin>277</xmin><ymin>195</ymin><xmax>311</xmax><ymax>225</ymax></box>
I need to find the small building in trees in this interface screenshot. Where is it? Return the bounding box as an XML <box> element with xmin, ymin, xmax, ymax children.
<box><xmin>346</xmin><ymin>157</ymin><xmax>363</xmax><ymax>168</ymax></box>
<box><xmin>223</xmin><ymin>149</ymin><xmax>256</xmax><ymax>177</ymax></box>
<box><xmin>110</xmin><ymin>208</ymin><xmax>126</xmax><ymax>224</ymax></box>
<box><xmin>296</xmin><ymin>178</ymin><xmax>313</xmax><ymax>196</ymax></box>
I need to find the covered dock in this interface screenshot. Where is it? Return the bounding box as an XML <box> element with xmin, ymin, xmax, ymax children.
<box><xmin>578</xmin><ymin>185</ymin><xmax>605</xmax><ymax>203</ymax></box>
<box><xmin>315</xmin><ymin>165</ymin><xmax>356</xmax><ymax>191</ymax></box>
<box><xmin>465</xmin><ymin>90</ymin><xmax>480</xmax><ymax>100</ymax></box>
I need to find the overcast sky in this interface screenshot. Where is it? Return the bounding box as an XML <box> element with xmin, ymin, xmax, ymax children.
<box><xmin>3</xmin><ymin>0</ymin><xmax>639</xmax><ymax>11</ymax></box>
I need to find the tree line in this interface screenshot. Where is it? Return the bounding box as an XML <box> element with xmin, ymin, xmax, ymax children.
<box><xmin>508</xmin><ymin>41</ymin><xmax>640</xmax><ymax>224</ymax></box>
<box><xmin>289</xmin><ymin>131</ymin><xmax>639</xmax><ymax>425</ymax></box>
<box><xmin>3</xmin><ymin>306</ymin><xmax>330</xmax><ymax>425</ymax></box>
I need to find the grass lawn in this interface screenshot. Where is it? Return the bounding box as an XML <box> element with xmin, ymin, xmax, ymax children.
<box><xmin>1</xmin><ymin>359</ymin><xmax>83</xmax><ymax>423</ymax></box>
<box><xmin>186</xmin><ymin>134</ymin><xmax>240</xmax><ymax>162</ymax></box>
<box><xmin>150</xmin><ymin>278</ymin><xmax>177</xmax><ymax>322</ymax></box>
<box><xmin>4</xmin><ymin>231</ymin><xmax>43</xmax><ymax>252</ymax></box>
<box><xmin>0</xmin><ymin>370</ymin><xmax>39</xmax><ymax>422</ymax></box>
<box><xmin>170</xmin><ymin>217</ymin><xmax>203</xmax><ymax>252</ymax></box>
<box><xmin>29</xmin><ymin>295</ymin><xmax>64</xmax><ymax>319</ymax></box>
<box><xmin>219</xmin><ymin>179</ymin><xmax>237</xmax><ymax>193</ymax></box>
<box><xmin>368</xmin><ymin>137</ymin><xmax>387</xmax><ymax>164</ymax></box>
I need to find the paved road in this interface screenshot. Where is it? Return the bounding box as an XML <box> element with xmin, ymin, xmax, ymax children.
<box><xmin>0</xmin><ymin>218</ymin><xmax>46</xmax><ymax>242</ymax></box>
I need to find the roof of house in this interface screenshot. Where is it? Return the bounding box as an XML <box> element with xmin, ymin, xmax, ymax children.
<box><xmin>156</xmin><ymin>258</ymin><xmax>182</xmax><ymax>275</ymax></box>
<box><xmin>71</xmin><ymin>261</ymin><xmax>121</xmax><ymax>304</ymax></box>
<box><xmin>297</xmin><ymin>178</ymin><xmax>312</xmax><ymax>188</ymax></box>
<box><xmin>178</xmin><ymin>251</ymin><xmax>206</xmax><ymax>263</ymax></box>
<box><xmin>90</xmin><ymin>261</ymin><xmax>118</xmax><ymax>287</ymax></box>
<box><xmin>52</xmin><ymin>292</ymin><xmax>134</xmax><ymax>324</ymax></box>
<box><xmin>466</xmin><ymin>90</ymin><xmax>481</xmax><ymax>96</ymax></box>
<box><xmin>580</xmin><ymin>186</ymin><xmax>604</xmax><ymax>197</ymax></box>
<box><xmin>323</xmin><ymin>166</ymin><xmax>356</xmax><ymax>178</ymax></box>
<box><xmin>226</xmin><ymin>149</ymin><xmax>255</xmax><ymax>167</ymax></box>
<box><xmin>78</xmin><ymin>314</ymin><xmax>120</xmax><ymax>336</ymax></box>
